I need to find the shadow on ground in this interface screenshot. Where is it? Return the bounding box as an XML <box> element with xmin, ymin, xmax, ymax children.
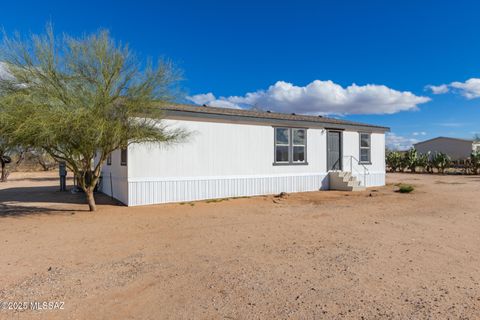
<box><xmin>0</xmin><ymin>185</ymin><xmax>119</xmax><ymax>218</ymax></box>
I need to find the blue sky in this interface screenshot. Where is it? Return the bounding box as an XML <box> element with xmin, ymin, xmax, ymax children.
<box><xmin>1</xmin><ymin>0</ymin><xmax>479</xmax><ymax>149</ymax></box>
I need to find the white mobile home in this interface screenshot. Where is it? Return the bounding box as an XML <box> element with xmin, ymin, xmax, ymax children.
<box><xmin>99</xmin><ymin>104</ymin><xmax>389</xmax><ymax>206</ymax></box>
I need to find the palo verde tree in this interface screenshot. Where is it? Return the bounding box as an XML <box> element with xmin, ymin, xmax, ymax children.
<box><xmin>0</xmin><ymin>26</ymin><xmax>187</xmax><ymax>211</ymax></box>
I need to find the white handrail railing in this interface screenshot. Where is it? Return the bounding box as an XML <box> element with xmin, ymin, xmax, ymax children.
<box><xmin>343</xmin><ymin>155</ymin><xmax>370</xmax><ymax>186</ymax></box>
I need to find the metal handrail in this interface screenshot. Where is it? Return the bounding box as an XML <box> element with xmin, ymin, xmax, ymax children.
<box><xmin>343</xmin><ymin>155</ymin><xmax>370</xmax><ymax>186</ymax></box>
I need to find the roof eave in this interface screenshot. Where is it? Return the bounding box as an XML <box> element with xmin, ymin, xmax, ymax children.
<box><xmin>165</xmin><ymin>109</ymin><xmax>390</xmax><ymax>133</ymax></box>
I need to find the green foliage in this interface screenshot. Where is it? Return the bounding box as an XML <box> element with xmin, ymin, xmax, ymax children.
<box><xmin>431</xmin><ymin>152</ymin><xmax>451</xmax><ymax>174</ymax></box>
<box><xmin>0</xmin><ymin>25</ymin><xmax>187</xmax><ymax>210</ymax></box>
<box><xmin>386</xmin><ymin>146</ymin><xmax>480</xmax><ymax>175</ymax></box>
<box><xmin>386</xmin><ymin>151</ymin><xmax>403</xmax><ymax>172</ymax></box>
<box><xmin>469</xmin><ymin>151</ymin><xmax>480</xmax><ymax>174</ymax></box>
<box><xmin>416</xmin><ymin>151</ymin><xmax>431</xmax><ymax>173</ymax></box>
<box><xmin>403</xmin><ymin>148</ymin><xmax>418</xmax><ymax>173</ymax></box>
<box><xmin>397</xmin><ymin>184</ymin><xmax>414</xmax><ymax>193</ymax></box>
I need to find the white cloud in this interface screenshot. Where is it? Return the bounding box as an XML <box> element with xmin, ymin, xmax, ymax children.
<box><xmin>412</xmin><ymin>131</ymin><xmax>427</xmax><ymax>136</ymax></box>
<box><xmin>450</xmin><ymin>78</ymin><xmax>480</xmax><ymax>99</ymax></box>
<box><xmin>207</xmin><ymin>99</ymin><xmax>242</xmax><ymax>109</ymax></box>
<box><xmin>186</xmin><ymin>92</ymin><xmax>242</xmax><ymax>109</ymax></box>
<box><xmin>425</xmin><ymin>84</ymin><xmax>449</xmax><ymax>94</ymax></box>
<box><xmin>386</xmin><ymin>133</ymin><xmax>419</xmax><ymax>151</ymax></box>
<box><xmin>426</xmin><ymin>78</ymin><xmax>480</xmax><ymax>99</ymax></box>
<box><xmin>187</xmin><ymin>80</ymin><xmax>431</xmax><ymax>115</ymax></box>
<box><xmin>0</xmin><ymin>62</ymin><xmax>12</xmax><ymax>80</ymax></box>
<box><xmin>186</xmin><ymin>92</ymin><xmax>216</xmax><ymax>106</ymax></box>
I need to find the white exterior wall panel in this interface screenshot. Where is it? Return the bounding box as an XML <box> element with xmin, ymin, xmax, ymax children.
<box><xmin>128</xmin><ymin>120</ymin><xmax>327</xmax><ymax>178</ymax></box>
<box><xmin>98</xmin><ymin>118</ymin><xmax>386</xmax><ymax>206</ymax></box>
<box><xmin>98</xmin><ymin>149</ymin><xmax>129</xmax><ymax>205</ymax></box>
<box><xmin>127</xmin><ymin>119</ymin><xmax>331</xmax><ymax>205</ymax></box>
<box><xmin>342</xmin><ymin>131</ymin><xmax>385</xmax><ymax>187</ymax></box>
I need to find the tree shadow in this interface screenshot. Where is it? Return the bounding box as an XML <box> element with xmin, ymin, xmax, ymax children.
<box><xmin>0</xmin><ymin>203</ymin><xmax>83</xmax><ymax>218</ymax></box>
<box><xmin>0</xmin><ymin>185</ymin><xmax>120</xmax><ymax>218</ymax></box>
<box><xmin>7</xmin><ymin>176</ymin><xmax>61</xmax><ymax>182</ymax></box>
<box><xmin>462</xmin><ymin>176</ymin><xmax>480</xmax><ymax>181</ymax></box>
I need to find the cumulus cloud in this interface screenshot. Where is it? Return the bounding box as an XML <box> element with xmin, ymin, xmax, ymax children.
<box><xmin>187</xmin><ymin>80</ymin><xmax>430</xmax><ymax>115</ymax></box>
<box><xmin>186</xmin><ymin>92</ymin><xmax>216</xmax><ymax>106</ymax></box>
<box><xmin>386</xmin><ymin>133</ymin><xmax>419</xmax><ymax>151</ymax></box>
<box><xmin>450</xmin><ymin>78</ymin><xmax>480</xmax><ymax>99</ymax></box>
<box><xmin>426</xmin><ymin>78</ymin><xmax>480</xmax><ymax>99</ymax></box>
<box><xmin>425</xmin><ymin>84</ymin><xmax>449</xmax><ymax>94</ymax></box>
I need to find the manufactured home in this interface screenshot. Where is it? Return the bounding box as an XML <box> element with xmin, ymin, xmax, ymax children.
<box><xmin>98</xmin><ymin>104</ymin><xmax>389</xmax><ymax>206</ymax></box>
<box><xmin>414</xmin><ymin>137</ymin><xmax>480</xmax><ymax>161</ymax></box>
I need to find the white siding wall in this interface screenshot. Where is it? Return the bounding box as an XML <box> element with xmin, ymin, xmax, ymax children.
<box><xmin>98</xmin><ymin>119</ymin><xmax>386</xmax><ymax>206</ymax></box>
<box><xmin>342</xmin><ymin>131</ymin><xmax>386</xmax><ymax>187</ymax></box>
<box><xmin>121</xmin><ymin>120</ymin><xmax>385</xmax><ymax>205</ymax></box>
<box><xmin>98</xmin><ymin>149</ymin><xmax>129</xmax><ymax>205</ymax></box>
<box><xmin>474</xmin><ymin>143</ymin><xmax>480</xmax><ymax>153</ymax></box>
<box><xmin>127</xmin><ymin>119</ymin><xmax>330</xmax><ymax>205</ymax></box>
<box><xmin>129</xmin><ymin>120</ymin><xmax>327</xmax><ymax>177</ymax></box>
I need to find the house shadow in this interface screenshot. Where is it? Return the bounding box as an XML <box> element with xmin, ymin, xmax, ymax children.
<box><xmin>0</xmin><ymin>185</ymin><xmax>120</xmax><ymax>218</ymax></box>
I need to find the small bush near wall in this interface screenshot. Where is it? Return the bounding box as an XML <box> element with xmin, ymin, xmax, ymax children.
<box><xmin>397</xmin><ymin>184</ymin><xmax>414</xmax><ymax>193</ymax></box>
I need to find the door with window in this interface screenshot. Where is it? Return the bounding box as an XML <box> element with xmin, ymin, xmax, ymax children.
<box><xmin>327</xmin><ymin>131</ymin><xmax>342</xmax><ymax>171</ymax></box>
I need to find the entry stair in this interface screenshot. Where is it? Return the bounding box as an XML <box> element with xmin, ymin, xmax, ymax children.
<box><xmin>329</xmin><ymin>171</ymin><xmax>366</xmax><ymax>191</ymax></box>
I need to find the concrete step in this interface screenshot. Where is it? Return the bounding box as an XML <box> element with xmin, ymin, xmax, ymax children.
<box><xmin>329</xmin><ymin>171</ymin><xmax>365</xmax><ymax>192</ymax></box>
<box><xmin>352</xmin><ymin>186</ymin><xmax>366</xmax><ymax>191</ymax></box>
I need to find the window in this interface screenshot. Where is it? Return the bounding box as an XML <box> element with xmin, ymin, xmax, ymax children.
<box><xmin>359</xmin><ymin>133</ymin><xmax>371</xmax><ymax>163</ymax></box>
<box><xmin>292</xmin><ymin>129</ymin><xmax>306</xmax><ymax>162</ymax></box>
<box><xmin>106</xmin><ymin>153</ymin><xmax>112</xmax><ymax>166</ymax></box>
<box><xmin>275</xmin><ymin>128</ymin><xmax>290</xmax><ymax>163</ymax></box>
<box><xmin>274</xmin><ymin>127</ymin><xmax>307</xmax><ymax>165</ymax></box>
<box><xmin>120</xmin><ymin>148</ymin><xmax>127</xmax><ymax>166</ymax></box>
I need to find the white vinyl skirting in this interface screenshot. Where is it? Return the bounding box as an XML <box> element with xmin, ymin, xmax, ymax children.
<box><xmin>124</xmin><ymin>172</ymin><xmax>385</xmax><ymax>206</ymax></box>
<box><xmin>352</xmin><ymin>172</ymin><xmax>386</xmax><ymax>188</ymax></box>
<box><xmin>127</xmin><ymin>173</ymin><xmax>328</xmax><ymax>206</ymax></box>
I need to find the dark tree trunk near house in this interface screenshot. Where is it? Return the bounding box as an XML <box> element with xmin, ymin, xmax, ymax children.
<box><xmin>0</xmin><ymin>160</ymin><xmax>6</xmax><ymax>182</ymax></box>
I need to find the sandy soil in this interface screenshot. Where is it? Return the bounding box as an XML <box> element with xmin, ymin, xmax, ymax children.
<box><xmin>1</xmin><ymin>171</ymin><xmax>479</xmax><ymax>319</ymax></box>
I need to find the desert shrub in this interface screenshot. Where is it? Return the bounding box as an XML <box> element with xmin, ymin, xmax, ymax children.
<box><xmin>386</xmin><ymin>151</ymin><xmax>403</xmax><ymax>172</ymax></box>
<box><xmin>404</xmin><ymin>148</ymin><xmax>419</xmax><ymax>173</ymax></box>
<box><xmin>416</xmin><ymin>151</ymin><xmax>431</xmax><ymax>173</ymax></box>
<box><xmin>31</xmin><ymin>149</ymin><xmax>57</xmax><ymax>171</ymax></box>
<box><xmin>431</xmin><ymin>152</ymin><xmax>451</xmax><ymax>174</ymax></box>
<box><xmin>398</xmin><ymin>184</ymin><xmax>414</xmax><ymax>193</ymax></box>
<box><xmin>469</xmin><ymin>151</ymin><xmax>480</xmax><ymax>175</ymax></box>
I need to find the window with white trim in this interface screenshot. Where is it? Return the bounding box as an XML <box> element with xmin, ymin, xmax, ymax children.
<box><xmin>274</xmin><ymin>128</ymin><xmax>307</xmax><ymax>164</ymax></box>
<box><xmin>106</xmin><ymin>153</ymin><xmax>112</xmax><ymax>166</ymax></box>
<box><xmin>359</xmin><ymin>133</ymin><xmax>371</xmax><ymax>163</ymax></box>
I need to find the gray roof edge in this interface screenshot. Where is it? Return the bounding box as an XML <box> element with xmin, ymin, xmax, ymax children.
<box><xmin>163</xmin><ymin>105</ymin><xmax>390</xmax><ymax>132</ymax></box>
<box><xmin>414</xmin><ymin>136</ymin><xmax>474</xmax><ymax>146</ymax></box>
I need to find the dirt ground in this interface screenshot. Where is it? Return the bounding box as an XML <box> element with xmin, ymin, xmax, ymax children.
<box><xmin>1</xmin><ymin>171</ymin><xmax>479</xmax><ymax>319</ymax></box>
